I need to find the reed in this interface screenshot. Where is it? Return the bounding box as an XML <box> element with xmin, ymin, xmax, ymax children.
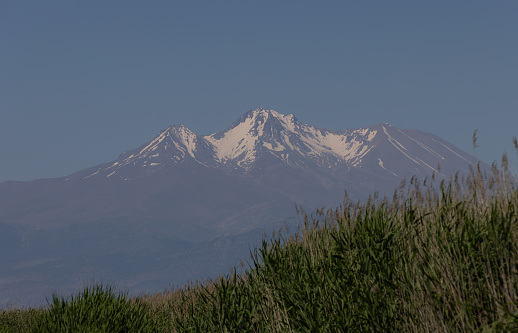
<box><xmin>2</xmin><ymin>142</ymin><xmax>518</xmax><ymax>332</ymax></box>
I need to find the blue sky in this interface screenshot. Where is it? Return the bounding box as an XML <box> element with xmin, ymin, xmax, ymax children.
<box><xmin>1</xmin><ymin>1</ymin><xmax>517</xmax><ymax>182</ymax></box>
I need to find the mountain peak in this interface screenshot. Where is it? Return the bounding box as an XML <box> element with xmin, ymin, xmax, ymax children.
<box><xmin>163</xmin><ymin>123</ymin><xmax>192</xmax><ymax>133</ymax></box>
<box><xmin>251</xmin><ymin>108</ymin><xmax>298</xmax><ymax>126</ymax></box>
<box><xmin>165</xmin><ymin>123</ymin><xmax>196</xmax><ymax>137</ymax></box>
<box><xmin>228</xmin><ymin>108</ymin><xmax>298</xmax><ymax>131</ymax></box>
<box><xmin>204</xmin><ymin>109</ymin><xmax>295</xmax><ymax>168</ymax></box>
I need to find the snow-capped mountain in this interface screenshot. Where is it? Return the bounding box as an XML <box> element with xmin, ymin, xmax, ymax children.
<box><xmin>76</xmin><ymin>108</ymin><xmax>476</xmax><ymax>181</ymax></box>
<box><xmin>0</xmin><ymin>108</ymin><xmax>484</xmax><ymax>307</ymax></box>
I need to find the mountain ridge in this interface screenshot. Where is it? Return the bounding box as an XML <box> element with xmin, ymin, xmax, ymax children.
<box><xmin>65</xmin><ymin>108</ymin><xmax>475</xmax><ymax>182</ymax></box>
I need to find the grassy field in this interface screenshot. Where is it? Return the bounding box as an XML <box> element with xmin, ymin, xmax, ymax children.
<box><xmin>1</xmin><ymin>158</ymin><xmax>518</xmax><ymax>332</ymax></box>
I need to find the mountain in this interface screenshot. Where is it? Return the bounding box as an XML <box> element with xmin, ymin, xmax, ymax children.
<box><xmin>0</xmin><ymin>108</ymin><xmax>482</xmax><ymax>307</ymax></box>
<box><xmin>69</xmin><ymin>108</ymin><xmax>472</xmax><ymax>179</ymax></box>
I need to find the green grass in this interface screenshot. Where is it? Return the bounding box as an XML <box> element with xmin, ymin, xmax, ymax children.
<box><xmin>0</xmin><ymin>306</ymin><xmax>41</xmax><ymax>333</ymax></box>
<box><xmin>34</xmin><ymin>285</ymin><xmax>155</xmax><ymax>332</ymax></box>
<box><xmin>2</xmin><ymin>160</ymin><xmax>518</xmax><ymax>332</ymax></box>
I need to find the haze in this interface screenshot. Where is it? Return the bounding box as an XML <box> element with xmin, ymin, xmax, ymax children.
<box><xmin>1</xmin><ymin>1</ymin><xmax>517</xmax><ymax>182</ymax></box>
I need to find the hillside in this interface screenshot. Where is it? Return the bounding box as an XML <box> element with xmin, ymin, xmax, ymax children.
<box><xmin>1</xmin><ymin>163</ymin><xmax>517</xmax><ymax>332</ymax></box>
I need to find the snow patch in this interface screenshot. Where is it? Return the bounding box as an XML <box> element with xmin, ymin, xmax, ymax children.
<box><xmin>84</xmin><ymin>170</ymin><xmax>100</xmax><ymax>179</ymax></box>
<box><xmin>431</xmin><ymin>138</ymin><xmax>471</xmax><ymax>163</ymax></box>
<box><xmin>262</xmin><ymin>141</ymin><xmax>285</xmax><ymax>151</ymax></box>
<box><xmin>175</xmin><ymin>126</ymin><xmax>198</xmax><ymax>158</ymax></box>
<box><xmin>383</xmin><ymin>125</ymin><xmax>420</xmax><ymax>165</ymax></box>
<box><xmin>396</xmin><ymin>129</ymin><xmax>444</xmax><ymax>160</ymax></box>
<box><xmin>206</xmin><ymin>112</ymin><xmax>260</xmax><ymax>164</ymax></box>
<box><xmin>378</xmin><ymin>158</ymin><xmax>398</xmax><ymax>177</ymax></box>
<box><xmin>415</xmin><ymin>157</ymin><xmax>443</xmax><ymax>175</ymax></box>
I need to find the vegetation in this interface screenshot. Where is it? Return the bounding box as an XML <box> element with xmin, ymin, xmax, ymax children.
<box><xmin>1</xmin><ymin>145</ymin><xmax>518</xmax><ymax>332</ymax></box>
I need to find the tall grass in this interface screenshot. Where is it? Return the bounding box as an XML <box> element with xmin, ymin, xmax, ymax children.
<box><xmin>160</xmin><ymin>158</ymin><xmax>518</xmax><ymax>332</ymax></box>
<box><xmin>34</xmin><ymin>285</ymin><xmax>155</xmax><ymax>332</ymax></box>
<box><xmin>2</xmin><ymin>150</ymin><xmax>518</xmax><ymax>332</ymax></box>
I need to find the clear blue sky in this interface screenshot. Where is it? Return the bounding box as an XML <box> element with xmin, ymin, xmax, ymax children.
<box><xmin>1</xmin><ymin>1</ymin><xmax>517</xmax><ymax>182</ymax></box>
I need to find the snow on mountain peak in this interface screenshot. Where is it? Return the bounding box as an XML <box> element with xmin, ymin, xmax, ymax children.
<box><xmin>86</xmin><ymin>124</ymin><xmax>205</xmax><ymax>178</ymax></box>
<box><xmin>204</xmin><ymin>108</ymin><xmax>301</xmax><ymax>166</ymax></box>
<box><xmin>166</xmin><ymin>124</ymin><xmax>199</xmax><ymax>158</ymax></box>
<box><xmin>203</xmin><ymin>108</ymin><xmax>380</xmax><ymax>169</ymax></box>
<box><xmin>205</xmin><ymin>109</ymin><xmax>264</xmax><ymax>165</ymax></box>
